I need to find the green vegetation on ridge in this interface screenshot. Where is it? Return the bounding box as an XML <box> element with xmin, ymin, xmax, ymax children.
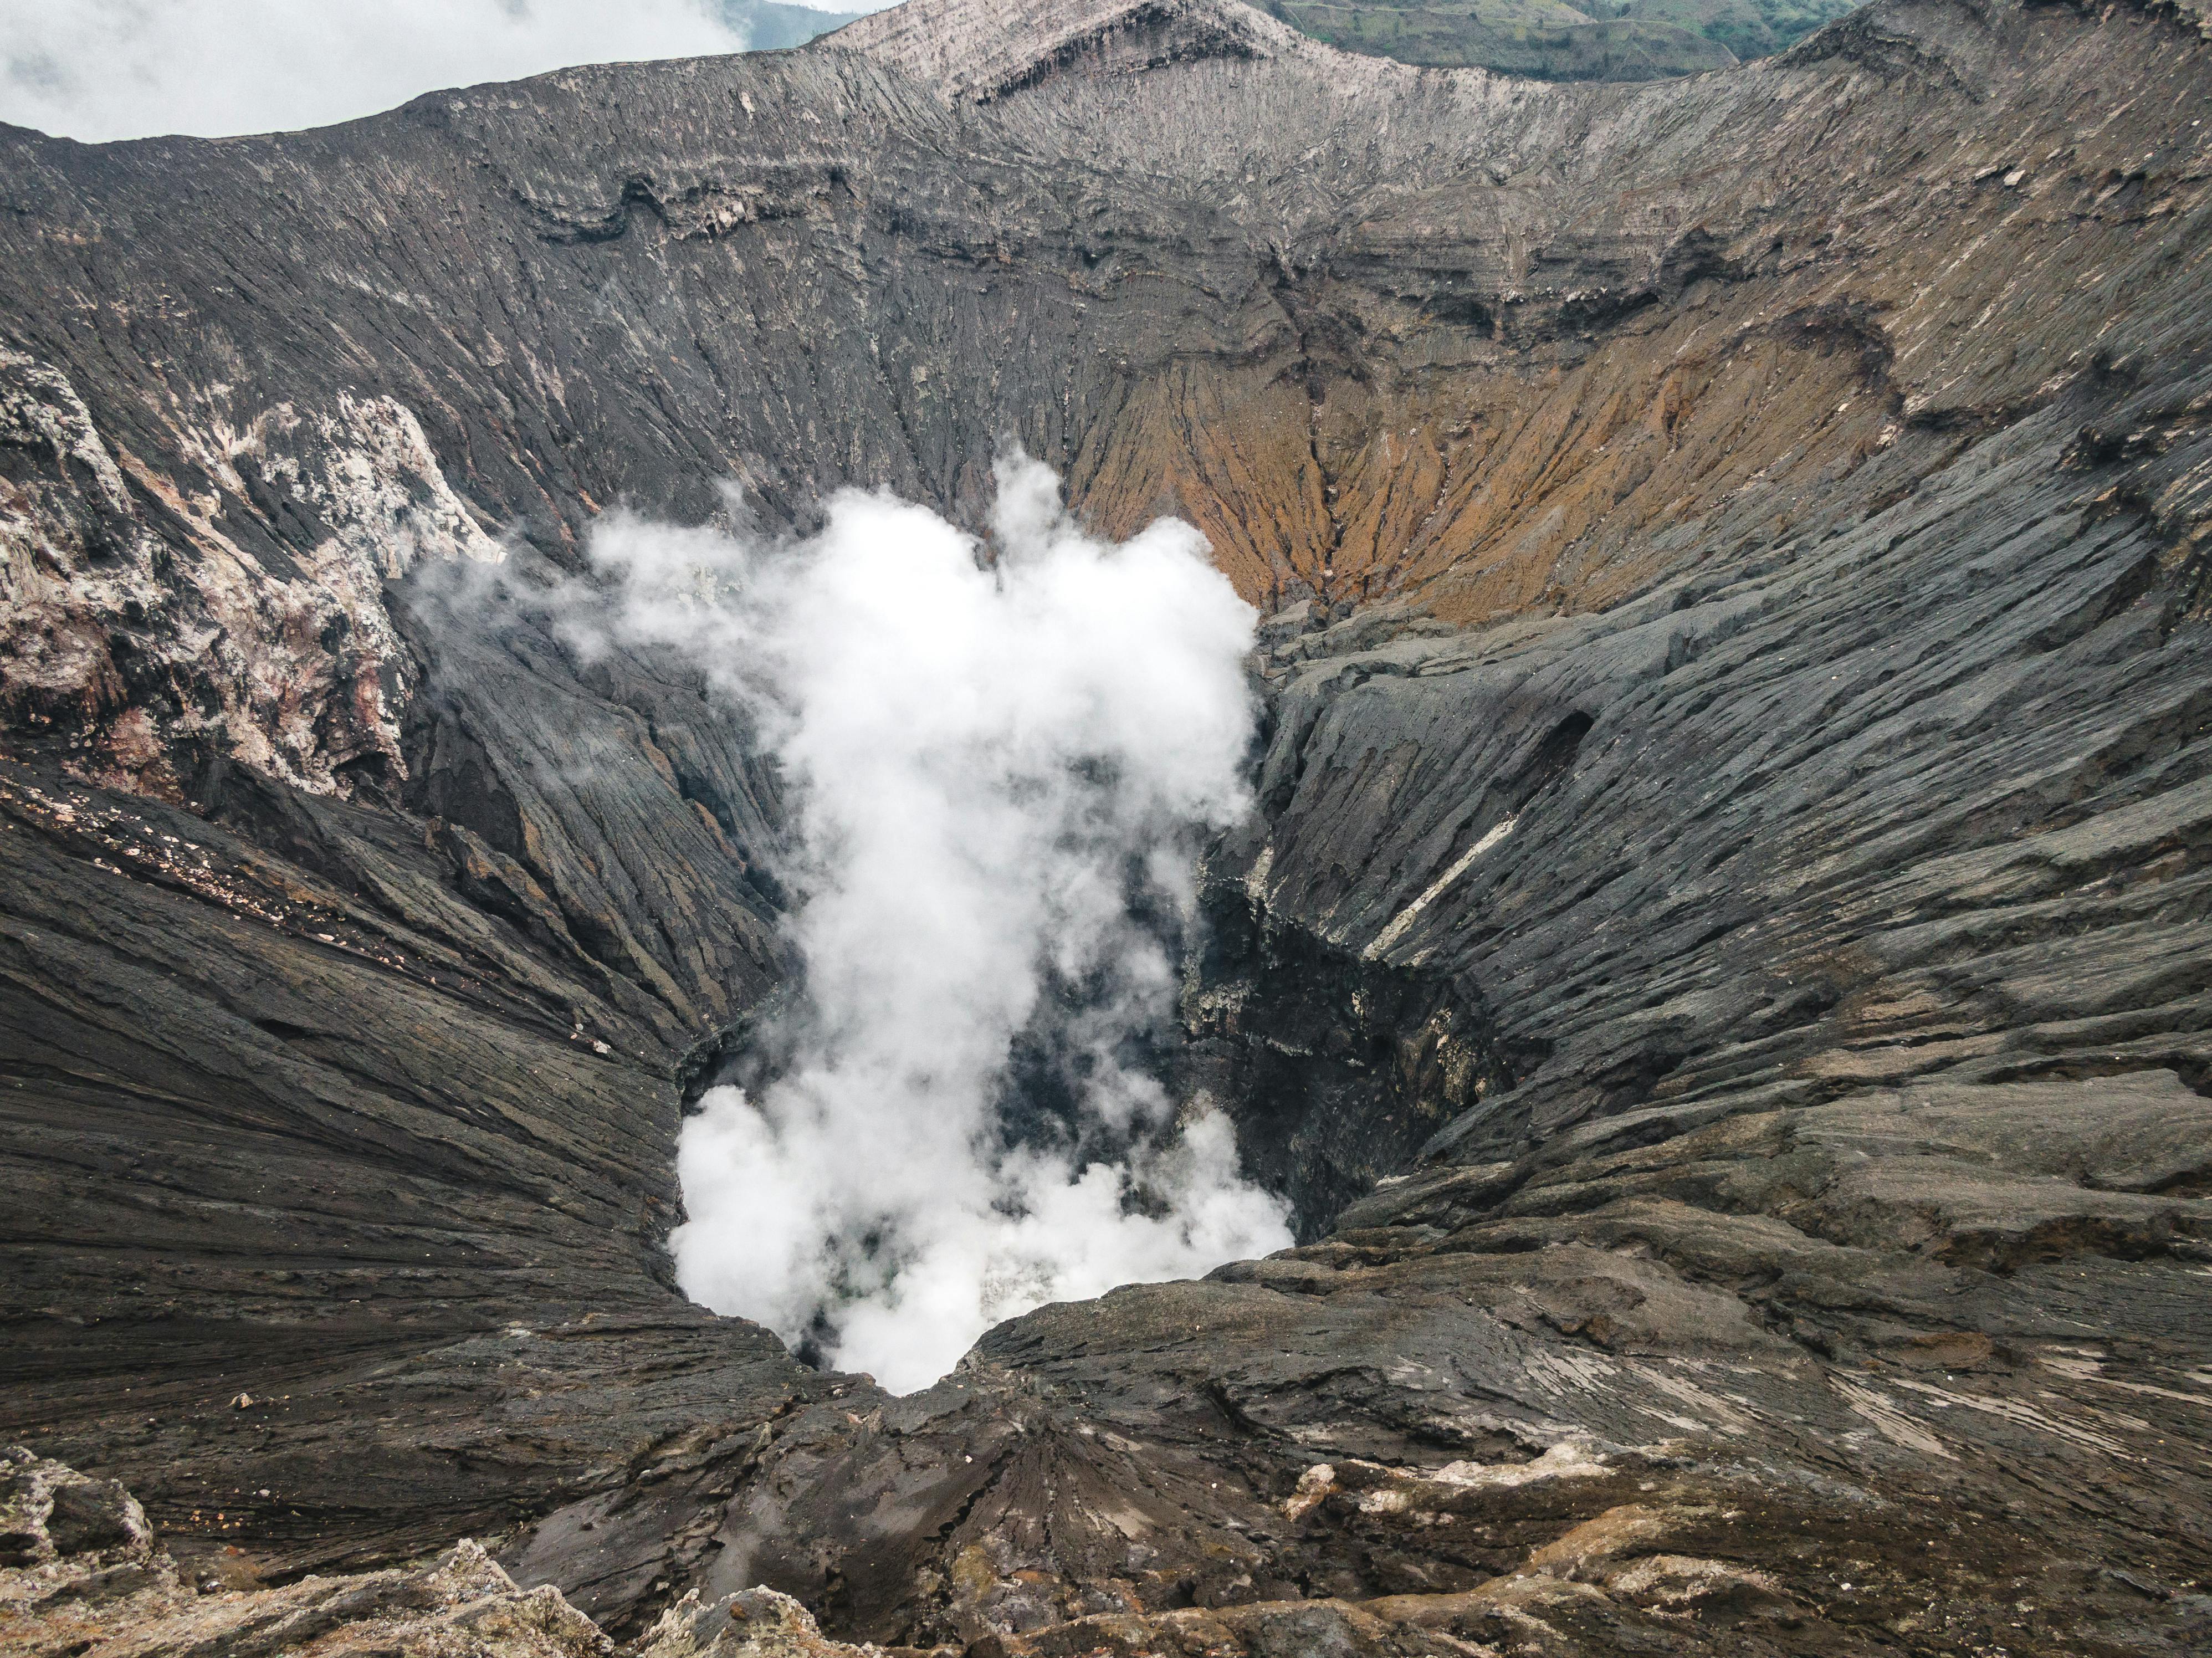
<box><xmin>720</xmin><ymin>0</ymin><xmax>866</xmax><ymax>52</ymax></box>
<box><xmin>1262</xmin><ymin>0</ymin><xmax>1863</xmax><ymax>80</ymax></box>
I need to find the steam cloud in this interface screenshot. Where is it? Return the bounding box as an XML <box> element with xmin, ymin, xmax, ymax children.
<box><xmin>573</xmin><ymin>456</ymin><xmax>1291</xmax><ymax>1393</ymax></box>
<box><xmin>1</xmin><ymin>0</ymin><xmax>867</xmax><ymax>144</ymax></box>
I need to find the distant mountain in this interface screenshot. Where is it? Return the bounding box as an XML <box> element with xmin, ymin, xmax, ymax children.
<box><xmin>720</xmin><ymin>0</ymin><xmax>866</xmax><ymax>51</ymax></box>
<box><xmin>1259</xmin><ymin>0</ymin><xmax>1860</xmax><ymax>79</ymax></box>
<box><xmin>1603</xmin><ymin>0</ymin><xmax>1863</xmax><ymax>58</ymax></box>
<box><xmin>741</xmin><ymin>0</ymin><xmax>1855</xmax><ymax>81</ymax></box>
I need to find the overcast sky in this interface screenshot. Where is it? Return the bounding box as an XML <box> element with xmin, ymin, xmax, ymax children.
<box><xmin>1</xmin><ymin>0</ymin><xmax>880</xmax><ymax>145</ymax></box>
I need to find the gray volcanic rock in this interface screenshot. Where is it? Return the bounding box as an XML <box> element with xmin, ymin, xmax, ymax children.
<box><xmin>2</xmin><ymin>0</ymin><xmax>2211</xmax><ymax>1654</ymax></box>
<box><xmin>0</xmin><ymin>1448</ymin><xmax>883</xmax><ymax>1658</ymax></box>
<box><xmin>0</xmin><ymin>1447</ymin><xmax>612</xmax><ymax>1658</ymax></box>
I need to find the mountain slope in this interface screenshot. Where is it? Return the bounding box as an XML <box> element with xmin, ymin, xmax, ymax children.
<box><xmin>1</xmin><ymin>0</ymin><xmax>2209</xmax><ymax>1652</ymax></box>
<box><xmin>1261</xmin><ymin>0</ymin><xmax>1863</xmax><ymax>80</ymax></box>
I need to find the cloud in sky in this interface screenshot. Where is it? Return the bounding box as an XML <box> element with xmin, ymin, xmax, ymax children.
<box><xmin>1</xmin><ymin>0</ymin><xmax>874</xmax><ymax>144</ymax></box>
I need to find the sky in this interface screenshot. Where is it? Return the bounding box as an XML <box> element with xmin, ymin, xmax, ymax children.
<box><xmin>0</xmin><ymin>0</ymin><xmax>885</xmax><ymax>144</ymax></box>
<box><xmin>558</xmin><ymin>454</ymin><xmax>1292</xmax><ymax>1391</ymax></box>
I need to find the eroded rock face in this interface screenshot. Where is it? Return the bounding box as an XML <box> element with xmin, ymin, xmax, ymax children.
<box><xmin>2</xmin><ymin>0</ymin><xmax>2211</xmax><ymax>1655</ymax></box>
<box><xmin>6</xmin><ymin>0</ymin><xmax>2207</xmax><ymax>792</ymax></box>
<box><xmin>0</xmin><ymin>354</ymin><xmax>504</xmax><ymax>797</ymax></box>
<box><xmin>633</xmin><ymin>1586</ymin><xmax>880</xmax><ymax>1657</ymax></box>
<box><xmin>0</xmin><ymin>1447</ymin><xmax>615</xmax><ymax>1658</ymax></box>
<box><xmin>0</xmin><ymin>1450</ymin><xmax>887</xmax><ymax>1658</ymax></box>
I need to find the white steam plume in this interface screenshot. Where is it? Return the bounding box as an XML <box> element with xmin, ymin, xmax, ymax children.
<box><xmin>571</xmin><ymin>454</ymin><xmax>1291</xmax><ymax>1393</ymax></box>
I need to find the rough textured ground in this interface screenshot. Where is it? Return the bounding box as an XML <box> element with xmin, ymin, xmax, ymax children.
<box><xmin>1257</xmin><ymin>0</ymin><xmax>1740</xmax><ymax>80</ymax></box>
<box><xmin>3</xmin><ymin>0</ymin><xmax>2211</xmax><ymax>1653</ymax></box>
<box><xmin>0</xmin><ymin>1445</ymin><xmax>858</xmax><ymax>1657</ymax></box>
<box><xmin>728</xmin><ymin>2</ymin><xmax>868</xmax><ymax>53</ymax></box>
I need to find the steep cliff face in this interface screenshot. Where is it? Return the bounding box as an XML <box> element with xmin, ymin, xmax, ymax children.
<box><xmin>2</xmin><ymin>1</ymin><xmax>2211</xmax><ymax>1654</ymax></box>
<box><xmin>8</xmin><ymin>0</ymin><xmax>2205</xmax><ymax>795</ymax></box>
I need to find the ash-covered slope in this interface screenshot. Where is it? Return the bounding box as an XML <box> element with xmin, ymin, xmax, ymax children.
<box><xmin>2</xmin><ymin>0</ymin><xmax>2211</xmax><ymax>1653</ymax></box>
<box><xmin>7</xmin><ymin>0</ymin><xmax>2208</xmax><ymax>790</ymax></box>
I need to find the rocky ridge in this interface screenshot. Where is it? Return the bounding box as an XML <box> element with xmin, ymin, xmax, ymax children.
<box><xmin>0</xmin><ymin>1445</ymin><xmax>872</xmax><ymax>1658</ymax></box>
<box><xmin>2</xmin><ymin>0</ymin><xmax>2211</xmax><ymax>1653</ymax></box>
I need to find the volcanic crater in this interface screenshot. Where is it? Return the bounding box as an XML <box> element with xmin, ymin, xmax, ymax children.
<box><xmin>3</xmin><ymin>0</ymin><xmax>2212</xmax><ymax>1652</ymax></box>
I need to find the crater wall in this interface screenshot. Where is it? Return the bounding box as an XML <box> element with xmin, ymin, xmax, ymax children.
<box><xmin>2</xmin><ymin>1</ymin><xmax>2210</xmax><ymax>1651</ymax></box>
